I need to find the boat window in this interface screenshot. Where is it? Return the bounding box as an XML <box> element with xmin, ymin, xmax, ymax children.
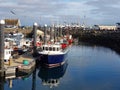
<box><xmin>53</xmin><ymin>47</ymin><xmax>55</xmax><ymax>51</ymax></box>
<box><xmin>57</xmin><ymin>48</ymin><xmax>59</xmax><ymax>51</ymax></box>
<box><xmin>52</xmin><ymin>80</ymin><xmax>54</xmax><ymax>83</ymax></box>
<box><xmin>38</xmin><ymin>47</ymin><xmax>42</xmax><ymax>51</ymax></box>
<box><xmin>46</xmin><ymin>47</ymin><xmax>48</xmax><ymax>51</ymax></box>
<box><xmin>49</xmin><ymin>47</ymin><xmax>52</xmax><ymax>51</ymax></box>
<box><xmin>6</xmin><ymin>51</ymin><xmax>8</xmax><ymax>54</ymax></box>
<box><xmin>43</xmin><ymin>47</ymin><xmax>44</xmax><ymax>50</ymax></box>
<box><xmin>26</xmin><ymin>41</ymin><xmax>28</xmax><ymax>44</ymax></box>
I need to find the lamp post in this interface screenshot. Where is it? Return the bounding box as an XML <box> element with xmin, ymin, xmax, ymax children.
<box><xmin>33</xmin><ymin>22</ymin><xmax>38</xmax><ymax>55</ymax></box>
<box><xmin>0</xmin><ymin>20</ymin><xmax>5</xmax><ymax>77</ymax></box>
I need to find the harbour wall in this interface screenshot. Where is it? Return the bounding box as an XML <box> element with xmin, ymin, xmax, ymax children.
<box><xmin>72</xmin><ymin>30</ymin><xmax>120</xmax><ymax>54</ymax></box>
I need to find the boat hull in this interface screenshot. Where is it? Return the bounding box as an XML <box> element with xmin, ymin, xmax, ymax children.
<box><xmin>38</xmin><ymin>61</ymin><xmax>68</xmax><ymax>79</ymax></box>
<box><xmin>38</xmin><ymin>51</ymin><xmax>68</xmax><ymax>67</ymax></box>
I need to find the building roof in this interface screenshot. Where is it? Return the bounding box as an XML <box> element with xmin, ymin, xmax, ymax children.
<box><xmin>37</xmin><ymin>29</ymin><xmax>44</xmax><ymax>35</ymax></box>
<box><xmin>99</xmin><ymin>25</ymin><xmax>116</xmax><ymax>30</ymax></box>
<box><xmin>4</xmin><ymin>19</ymin><xmax>20</xmax><ymax>26</ymax></box>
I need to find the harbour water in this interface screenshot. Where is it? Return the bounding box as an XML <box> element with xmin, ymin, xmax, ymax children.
<box><xmin>2</xmin><ymin>43</ymin><xmax>120</xmax><ymax>90</ymax></box>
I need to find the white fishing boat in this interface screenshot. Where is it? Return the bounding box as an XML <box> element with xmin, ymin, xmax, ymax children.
<box><xmin>4</xmin><ymin>41</ymin><xmax>13</xmax><ymax>62</ymax></box>
<box><xmin>5</xmin><ymin>32</ymin><xmax>32</xmax><ymax>54</ymax></box>
<box><xmin>4</xmin><ymin>48</ymin><xmax>12</xmax><ymax>62</ymax></box>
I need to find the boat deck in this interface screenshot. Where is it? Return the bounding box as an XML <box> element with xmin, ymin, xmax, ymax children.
<box><xmin>4</xmin><ymin>52</ymin><xmax>35</xmax><ymax>78</ymax></box>
<box><xmin>4</xmin><ymin>53</ymin><xmax>34</xmax><ymax>67</ymax></box>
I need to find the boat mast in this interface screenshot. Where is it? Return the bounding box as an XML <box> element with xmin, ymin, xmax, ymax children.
<box><xmin>49</xmin><ymin>26</ymin><xmax>52</xmax><ymax>41</ymax></box>
<box><xmin>53</xmin><ymin>24</ymin><xmax>57</xmax><ymax>42</ymax></box>
<box><xmin>44</xmin><ymin>24</ymin><xmax>47</xmax><ymax>44</ymax></box>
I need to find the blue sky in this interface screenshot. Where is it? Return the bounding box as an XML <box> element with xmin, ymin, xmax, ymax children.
<box><xmin>0</xmin><ymin>0</ymin><xmax>120</xmax><ymax>26</ymax></box>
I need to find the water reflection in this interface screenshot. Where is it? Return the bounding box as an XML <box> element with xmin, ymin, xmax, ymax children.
<box><xmin>32</xmin><ymin>67</ymin><xmax>36</xmax><ymax>90</ymax></box>
<box><xmin>0</xmin><ymin>76</ymin><xmax>4</xmax><ymax>90</ymax></box>
<box><xmin>38</xmin><ymin>62</ymin><xmax>68</xmax><ymax>88</ymax></box>
<box><xmin>0</xmin><ymin>69</ymin><xmax>34</xmax><ymax>90</ymax></box>
<box><xmin>1</xmin><ymin>44</ymin><xmax>120</xmax><ymax>90</ymax></box>
<box><xmin>8</xmin><ymin>72</ymin><xmax>32</xmax><ymax>88</ymax></box>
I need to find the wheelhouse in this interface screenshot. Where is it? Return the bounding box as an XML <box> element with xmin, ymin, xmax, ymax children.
<box><xmin>41</xmin><ymin>45</ymin><xmax>61</xmax><ymax>52</ymax></box>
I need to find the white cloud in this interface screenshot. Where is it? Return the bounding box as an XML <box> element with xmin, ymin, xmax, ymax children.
<box><xmin>0</xmin><ymin>0</ymin><xmax>120</xmax><ymax>25</ymax></box>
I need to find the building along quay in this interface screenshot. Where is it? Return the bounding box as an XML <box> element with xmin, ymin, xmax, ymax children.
<box><xmin>72</xmin><ymin>30</ymin><xmax>120</xmax><ymax>54</ymax></box>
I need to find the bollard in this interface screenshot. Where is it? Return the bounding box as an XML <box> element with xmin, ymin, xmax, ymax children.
<box><xmin>9</xmin><ymin>56</ymin><xmax>12</xmax><ymax>66</ymax></box>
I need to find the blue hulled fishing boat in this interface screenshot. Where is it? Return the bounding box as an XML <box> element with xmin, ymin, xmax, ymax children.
<box><xmin>37</xmin><ymin>42</ymin><xmax>69</xmax><ymax>67</ymax></box>
<box><xmin>36</xmin><ymin>24</ymin><xmax>70</xmax><ymax>67</ymax></box>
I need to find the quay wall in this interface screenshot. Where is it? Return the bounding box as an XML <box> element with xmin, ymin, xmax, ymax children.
<box><xmin>72</xmin><ymin>30</ymin><xmax>120</xmax><ymax>54</ymax></box>
<box><xmin>4</xmin><ymin>28</ymin><xmax>32</xmax><ymax>35</ymax></box>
